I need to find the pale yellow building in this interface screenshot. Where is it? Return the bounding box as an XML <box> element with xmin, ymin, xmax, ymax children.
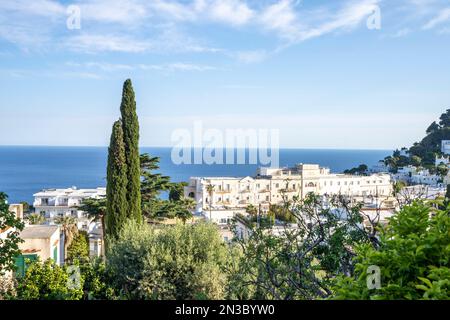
<box><xmin>185</xmin><ymin>164</ymin><xmax>393</xmax><ymax>224</ymax></box>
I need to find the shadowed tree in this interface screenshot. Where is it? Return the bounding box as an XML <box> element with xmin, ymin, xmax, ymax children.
<box><xmin>105</xmin><ymin>120</ymin><xmax>128</xmax><ymax>242</ymax></box>
<box><xmin>120</xmin><ymin>79</ymin><xmax>142</xmax><ymax>223</ymax></box>
<box><xmin>54</xmin><ymin>215</ymin><xmax>78</xmax><ymax>262</ymax></box>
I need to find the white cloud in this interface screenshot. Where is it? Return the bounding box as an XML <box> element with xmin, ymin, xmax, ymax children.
<box><xmin>259</xmin><ymin>0</ymin><xmax>300</xmax><ymax>41</ymax></box>
<box><xmin>0</xmin><ymin>0</ymin><xmax>65</xmax><ymax>17</ymax></box>
<box><xmin>65</xmin><ymin>61</ymin><xmax>218</xmax><ymax>73</ymax></box>
<box><xmin>79</xmin><ymin>0</ymin><xmax>149</xmax><ymax>24</ymax></box>
<box><xmin>208</xmin><ymin>0</ymin><xmax>254</xmax><ymax>26</ymax></box>
<box><xmin>296</xmin><ymin>0</ymin><xmax>381</xmax><ymax>42</ymax></box>
<box><xmin>423</xmin><ymin>7</ymin><xmax>450</xmax><ymax>29</ymax></box>
<box><xmin>65</xmin><ymin>34</ymin><xmax>150</xmax><ymax>53</ymax></box>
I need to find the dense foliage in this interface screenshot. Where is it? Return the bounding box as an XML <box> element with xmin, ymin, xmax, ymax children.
<box><xmin>331</xmin><ymin>202</ymin><xmax>450</xmax><ymax>300</ymax></box>
<box><xmin>15</xmin><ymin>259</ymin><xmax>83</xmax><ymax>300</ymax></box>
<box><xmin>67</xmin><ymin>231</ymin><xmax>89</xmax><ymax>264</ymax></box>
<box><xmin>385</xmin><ymin>109</ymin><xmax>450</xmax><ymax>171</ymax></box>
<box><xmin>107</xmin><ymin>221</ymin><xmax>233</xmax><ymax>299</ymax></box>
<box><xmin>228</xmin><ymin>194</ymin><xmax>379</xmax><ymax>299</ymax></box>
<box><xmin>0</xmin><ymin>192</ymin><xmax>24</xmax><ymax>276</ymax></box>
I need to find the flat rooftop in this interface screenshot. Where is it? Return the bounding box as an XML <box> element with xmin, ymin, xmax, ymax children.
<box><xmin>20</xmin><ymin>225</ymin><xmax>59</xmax><ymax>239</ymax></box>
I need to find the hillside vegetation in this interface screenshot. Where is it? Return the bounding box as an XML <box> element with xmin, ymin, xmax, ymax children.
<box><xmin>384</xmin><ymin>109</ymin><xmax>450</xmax><ymax>172</ymax></box>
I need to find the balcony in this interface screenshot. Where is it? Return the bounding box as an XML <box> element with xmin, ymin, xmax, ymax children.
<box><xmin>216</xmin><ymin>190</ymin><xmax>231</xmax><ymax>194</ymax></box>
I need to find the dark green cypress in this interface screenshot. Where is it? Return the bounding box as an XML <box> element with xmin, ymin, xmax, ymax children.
<box><xmin>120</xmin><ymin>79</ymin><xmax>142</xmax><ymax>223</ymax></box>
<box><xmin>105</xmin><ymin>120</ymin><xmax>128</xmax><ymax>241</ymax></box>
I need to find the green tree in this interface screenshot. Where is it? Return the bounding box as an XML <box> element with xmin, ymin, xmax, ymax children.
<box><xmin>105</xmin><ymin>120</ymin><xmax>128</xmax><ymax>242</ymax></box>
<box><xmin>245</xmin><ymin>204</ymin><xmax>258</xmax><ymax>217</ymax></box>
<box><xmin>175</xmin><ymin>198</ymin><xmax>195</xmax><ymax>224</ymax></box>
<box><xmin>27</xmin><ymin>212</ymin><xmax>45</xmax><ymax>225</ymax></box>
<box><xmin>168</xmin><ymin>182</ymin><xmax>188</xmax><ymax>202</ymax></box>
<box><xmin>120</xmin><ymin>79</ymin><xmax>142</xmax><ymax>223</ymax></box>
<box><xmin>140</xmin><ymin>153</ymin><xmax>171</xmax><ymax>218</ymax></box>
<box><xmin>437</xmin><ymin>164</ymin><xmax>449</xmax><ymax>177</ymax></box>
<box><xmin>426</xmin><ymin>121</ymin><xmax>440</xmax><ymax>134</ymax></box>
<box><xmin>77</xmin><ymin>197</ymin><xmax>106</xmax><ymax>247</ymax></box>
<box><xmin>0</xmin><ymin>192</ymin><xmax>24</xmax><ymax>276</ymax></box>
<box><xmin>54</xmin><ymin>216</ymin><xmax>78</xmax><ymax>262</ymax></box>
<box><xmin>331</xmin><ymin>202</ymin><xmax>450</xmax><ymax>300</ymax></box>
<box><xmin>439</xmin><ymin>109</ymin><xmax>450</xmax><ymax>127</ymax></box>
<box><xmin>228</xmin><ymin>194</ymin><xmax>379</xmax><ymax>300</ymax></box>
<box><xmin>67</xmin><ymin>231</ymin><xmax>89</xmax><ymax>264</ymax></box>
<box><xmin>15</xmin><ymin>259</ymin><xmax>83</xmax><ymax>300</ymax></box>
<box><xmin>107</xmin><ymin>221</ymin><xmax>231</xmax><ymax>299</ymax></box>
<box><xmin>411</xmin><ymin>155</ymin><xmax>422</xmax><ymax>167</ymax></box>
<box><xmin>79</xmin><ymin>258</ymin><xmax>116</xmax><ymax>300</ymax></box>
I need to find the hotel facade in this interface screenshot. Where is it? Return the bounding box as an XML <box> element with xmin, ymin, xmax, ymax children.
<box><xmin>33</xmin><ymin>187</ymin><xmax>106</xmax><ymax>231</ymax></box>
<box><xmin>184</xmin><ymin>164</ymin><xmax>393</xmax><ymax>224</ymax></box>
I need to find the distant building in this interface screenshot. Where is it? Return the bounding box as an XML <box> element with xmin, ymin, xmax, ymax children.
<box><xmin>442</xmin><ymin>140</ymin><xmax>450</xmax><ymax>155</ymax></box>
<box><xmin>185</xmin><ymin>164</ymin><xmax>392</xmax><ymax>224</ymax></box>
<box><xmin>370</xmin><ymin>161</ymin><xmax>390</xmax><ymax>173</ymax></box>
<box><xmin>393</xmin><ymin>165</ymin><xmax>417</xmax><ymax>183</ymax></box>
<box><xmin>33</xmin><ymin>187</ymin><xmax>106</xmax><ymax>231</ymax></box>
<box><xmin>411</xmin><ymin>169</ymin><xmax>441</xmax><ymax>186</ymax></box>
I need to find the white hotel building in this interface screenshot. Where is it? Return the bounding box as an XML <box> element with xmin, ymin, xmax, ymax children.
<box><xmin>184</xmin><ymin>164</ymin><xmax>393</xmax><ymax>224</ymax></box>
<box><xmin>33</xmin><ymin>187</ymin><xmax>106</xmax><ymax>231</ymax></box>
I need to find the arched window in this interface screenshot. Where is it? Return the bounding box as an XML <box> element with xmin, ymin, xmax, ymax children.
<box><xmin>188</xmin><ymin>192</ymin><xmax>195</xmax><ymax>198</ymax></box>
<box><xmin>307</xmin><ymin>182</ymin><xmax>315</xmax><ymax>187</ymax></box>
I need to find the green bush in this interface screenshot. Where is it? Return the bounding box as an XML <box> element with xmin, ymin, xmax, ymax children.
<box><xmin>331</xmin><ymin>202</ymin><xmax>450</xmax><ymax>300</ymax></box>
<box><xmin>107</xmin><ymin>221</ymin><xmax>233</xmax><ymax>299</ymax></box>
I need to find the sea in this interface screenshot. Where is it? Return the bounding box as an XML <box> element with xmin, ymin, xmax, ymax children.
<box><xmin>0</xmin><ymin>146</ymin><xmax>391</xmax><ymax>204</ymax></box>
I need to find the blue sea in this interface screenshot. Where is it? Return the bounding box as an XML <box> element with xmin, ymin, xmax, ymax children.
<box><xmin>0</xmin><ymin>146</ymin><xmax>391</xmax><ymax>203</ymax></box>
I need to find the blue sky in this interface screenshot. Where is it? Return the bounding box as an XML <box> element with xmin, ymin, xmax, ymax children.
<box><xmin>1</xmin><ymin>0</ymin><xmax>450</xmax><ymax>149</ymax></box>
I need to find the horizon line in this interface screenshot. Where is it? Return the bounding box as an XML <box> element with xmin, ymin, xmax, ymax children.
<box><xmin>0</xmin><ymin>144</ymin><xmax>393</xmax><ymax>151</ymax></box>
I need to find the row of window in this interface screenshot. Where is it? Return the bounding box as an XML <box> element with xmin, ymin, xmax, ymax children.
<box><xmin>209</xmin><ymin>179</ymin><xmax>386</xmax><ymax>192</ymax></box>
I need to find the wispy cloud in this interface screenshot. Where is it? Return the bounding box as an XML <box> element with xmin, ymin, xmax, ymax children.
<box><xmin>64</xmin><ymin>34</ymin><xmax>150</xmax><ymax>53</ymax></box>
<box><xmin>67</xmin><ymin>61</ymin><xmax>218</xmax><ymax>73</ymax></box>
<box><xmin>423</xmin><ymin>7</ymin><xmax>450</xmax><ymax>29</ymax></box>
<box><xmin>1</xmin><ymin>0</ymin><xmax>449</xmax><ymax>60</ymax></box>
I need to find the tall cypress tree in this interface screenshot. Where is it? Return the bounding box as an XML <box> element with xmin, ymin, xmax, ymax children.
<box><xmin>105</xmin><ymin>120</ymin><xmax>128</xmax><ymax>241</ymax></box>
<box><xmin>120</xmin><ymin>79</ymin><xmax>142</xmax><ymax>223</ymax></box>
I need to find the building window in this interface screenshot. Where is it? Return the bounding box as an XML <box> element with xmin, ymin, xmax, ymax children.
<box><xmin>275</xmin><ymin>183</ymin><xmax>279</xmax><ymax>188</ymax></box>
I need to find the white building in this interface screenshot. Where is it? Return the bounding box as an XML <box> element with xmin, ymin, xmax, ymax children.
<box><xmin>442</xmin><ymin>140</ymin><xmax>450</xmax><ymax>155</ymax></box>
<box><xmin>369</xmin><ymin>161</ymin><xmax>390</xmax><ymax>173</ymax></box>
<box><xmin>185</xmin><ymin>164</ymin><xmax>392</xmax><ymax>224</ymax></box>
<box><xmin>33</xmin><ymin>187</ymin><xmax>106</xmax><ymax>231</ymax></box>
<box><xmin>411</xmin><ymin>170</ymin><xmax>441</xmax><ymax>186</ymax></box>
<box><xmin>393</xmin><ymin>165</ymin><xmax>417</xmax><ymax>183</ymax></box>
